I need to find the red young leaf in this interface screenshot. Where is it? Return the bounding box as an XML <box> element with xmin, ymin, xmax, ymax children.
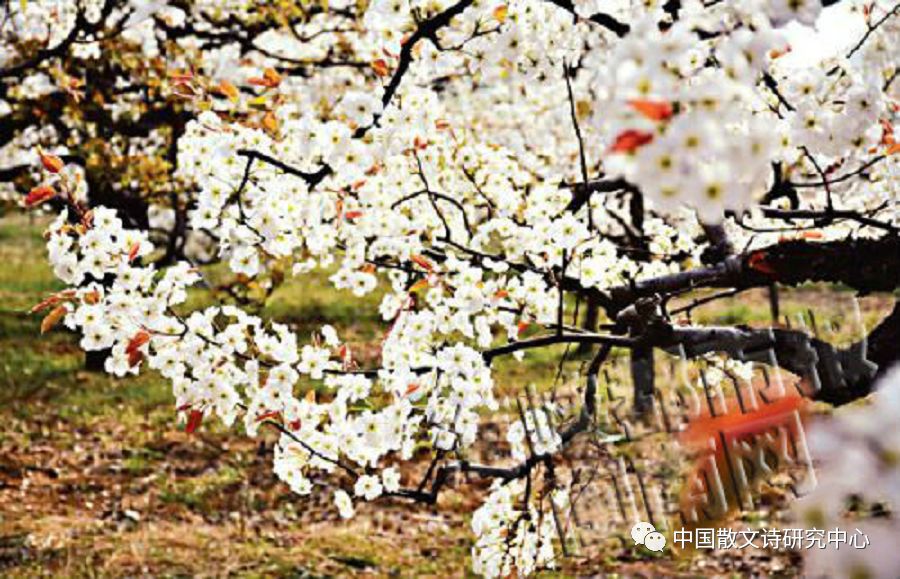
<box><xmin>31</xmin><ymin>294</ymin><xmax>61</xmax><ymax>314</ymax></box>
<box><xmin>256</xmin><ymin>410</ymin><xmax>282</xmax><ymax>423</ymax></box>
<box><xmin>410</xmin><ymin>254</ymin><xmax>433</xmax><ymax>271</ymax></box>
<box><xmin>25</xmin><ymin>185</ymin><xmax>57</xmax><ymax>207</ymax></box>
<box><xmin>248</xmin><ymin>68</ymin><xmax>282</xmax><ymax>88</ymax></box>
<box><xmin>372</xmin><ymin>59</ymin><xmax>391</xmax><ymax>77</ymax></box>
<box><xmin>747</xmin><ymin>250</ymin><xmax>777</xmax><ymax>276</ymax></box>
<box><xmin>769</xmin><ymin>45</ymin><xmax>792</xmax><ymax>59</ymax></box>
<box><xmin>126</xmin><ymin>330</ymin><xmax>151</xmax><ymax>356</ymax></box>
<box><xmin>627</xmin><ymin>99</ymin><xmax>674</xmax><ymax>121</ymax></box>
<box><xmin>878</xmin><ymin>119</ymin><xmax>895</xmax><ymax>149</ymax></box>
<box><xmin>263</xmin><ymin>67</ymin><xmax>282</xmax><ymax>86</ymax></box>
<box><xmin>168</xmin><ymin>70</ymin><xmax>194</xmax><ymax>83</ymax></box>
<box><xmin>185</xmin><ymin>409</ymin><xmax>204</xmax><ymax>434</ymax></box>
<box><xmin>409</xmin><ymin>278</ymin><xmax>430</xmax><ymax>293</ymax></box>
<box><xmin>213</xmin><ymin>79</ymin><xmax>240</xmax><ymax>102</ymax></box>
<box><xmin>39</xmin><ymin>151</ymin><xmax>65</xmax><ymax>173</ymax></box>
<box><xmin>127</xmin><ymin>349</ymin><xmax>144</xmax><ymax>368</ymax></box>
<box><xmin>609</xmin><ymin>130</ymin><xmax>654</xmax><ymax>154</ymax></box>
<box><xmin>41</xmin><ymin>305</ymin><xmax>68</xmax><ymax>334</ymax></box>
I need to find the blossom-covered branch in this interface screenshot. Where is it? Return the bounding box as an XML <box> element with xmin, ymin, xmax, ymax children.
<box><xmin>14</xmin><ymin>0</ymin><xmax>900</xmax><ymax>575</ymax></box>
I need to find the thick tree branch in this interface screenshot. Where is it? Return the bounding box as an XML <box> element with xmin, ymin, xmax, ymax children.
<box><xmin>543</xmin><ymin>0</ymin><xmax>631</xmax><ymax>36</ymax></box>
<box><xmin>602</xmin><ymin>235</ymin><xmax>900</xmax><ymax>314</ymax></box>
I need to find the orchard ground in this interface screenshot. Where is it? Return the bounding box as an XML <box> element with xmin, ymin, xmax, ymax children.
<box><xmin>0</xmin><ymin>212</ymin><xmax>893</xmax><ymax>578</ymax></box>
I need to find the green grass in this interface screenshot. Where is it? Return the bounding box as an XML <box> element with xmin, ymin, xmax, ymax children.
<box><xmin>158</xmin><ymin>465</ymin><xmax>244</xmax><ymax>513</ymax></box>
<box><xmin>122</xmin><ymin>447</ymin><xmax>167</xmax><ymax>475</ymax></box>
<box><xmin>177</xmin><ymin>259</ymin><xmax>386</xmax><ymax>338</ymax></box>
<box><xmin>0</xmin><ymin>213</ymin><xmax>64</xmax><ymax>310</ymax></box>
<box><xmin>264</xmin><ymin>272</ymin><xmax>384</xmax><ymax>330</ymax></box>
<box><xmin>0</xmin><ymin>215</ymin><xmax>76</xmax><ymax>405</ymax></box>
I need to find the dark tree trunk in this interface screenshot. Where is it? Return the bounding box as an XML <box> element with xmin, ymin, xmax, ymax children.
<box><xmin>84</xmin><ymin>348</ymin><xmax>111</xmax><ymax>372</ymax></box>
<box><xmin>576</xmin><ymin>294</ymin><xmax>601</xmax><ymax>356</ymax></box>
<box><xmin>631</xmin><ymin>345</ymin><xmax>655</xmax><ymax>415</ymax></box>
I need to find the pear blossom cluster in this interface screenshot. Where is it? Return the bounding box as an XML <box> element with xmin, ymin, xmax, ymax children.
<box><xmin>794</xmin><ymin>366</ymin><xmax>900</xmax><ymax>578</ymax></box>
<box><xmin>599</xmin><ymin>16</ymin><xmax>790</xmax><ymax>220</ymax></box>
<box><xmin>0</xmin><ymin>1</ymin><xmax>85</xmax><ymax>54</ymax></box>
<box><xmin>40</xmin><ymin>179</ymin><xmax>506</xmax><ymax>522</ymax></box>
<box><xmin>20</xmin><ymin>0</ymin><xmax>900</xmax><ymax>575</ymax></box>
<box><xmin>471</xmin><ymin>481</ymin><xmax>566</xmax><ymax>577</ymax></box>
<box><xmin>507</xmin><ymin>402</ymin><xmax>563</xmax><ymax>462</ymax></box>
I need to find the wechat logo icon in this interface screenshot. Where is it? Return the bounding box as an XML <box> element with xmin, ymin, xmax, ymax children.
<box><xmin>631</xmin><ymin>521</ymin><xmax>666</xmax><ymax>552</ymax></box>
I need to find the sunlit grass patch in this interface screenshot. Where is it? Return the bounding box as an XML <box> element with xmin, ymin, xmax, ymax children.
<box><xmin>0</xmin><ymin>215</ymin><xmax>64</xmax><ymax>311</ymax></box>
